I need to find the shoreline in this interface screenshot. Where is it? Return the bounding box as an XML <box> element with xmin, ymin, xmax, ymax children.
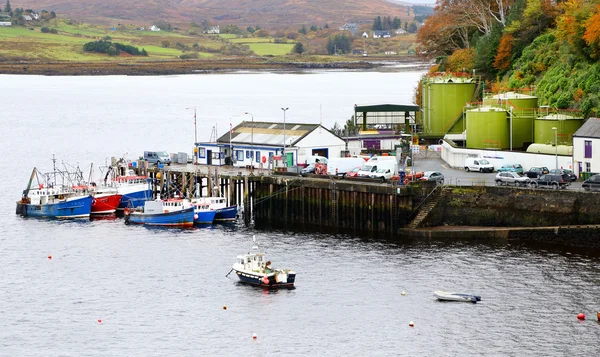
<box><xmin>0</xmin><ymin>56</ymin><xmax>430</xmax><ymax>76</ymax></box>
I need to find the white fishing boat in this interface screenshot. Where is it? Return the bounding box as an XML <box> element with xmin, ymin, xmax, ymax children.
<box><xmin>434</xmin><ymin>291</ymin><xmax>481</xmax><ymax>303</ymax></box>
<box><xmin>227</xmin><ymin>236</ymin><xmax>296</xmax><ymax>288</ymax></box>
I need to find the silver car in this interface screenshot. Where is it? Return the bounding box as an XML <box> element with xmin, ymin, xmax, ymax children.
<box><xmin>495</xmin><ymin>172</ymin><xmax>530</xmax><ymax>187</ymax></box>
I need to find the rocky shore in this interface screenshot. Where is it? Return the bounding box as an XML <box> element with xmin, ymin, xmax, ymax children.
<box><xmin>0</xmin><ymin>56</ymin><xmax>427</xmax><ymax>76</ymax></box>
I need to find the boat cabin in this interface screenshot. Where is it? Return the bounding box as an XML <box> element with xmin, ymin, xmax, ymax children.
<box><xmin>236</xmin><ymin>252</ymin><xmax>267</xmax><ymax>272</ymax></box>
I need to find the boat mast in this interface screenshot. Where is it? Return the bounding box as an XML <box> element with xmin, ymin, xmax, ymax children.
<box><xmin>22</xmin><ymin>167</ymin><xmax>37</xmax><ymax>198</ymax></box>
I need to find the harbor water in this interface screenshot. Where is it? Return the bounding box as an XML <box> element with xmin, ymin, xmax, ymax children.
<box><xmin>1</xmin><ymin>70</ymin><xmax>600</xmax><ymax>356</ymax></box>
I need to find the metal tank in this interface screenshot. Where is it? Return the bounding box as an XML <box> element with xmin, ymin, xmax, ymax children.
<box><xmin>421</xmin><ymin>76</ymin><xmax>477</xmax><ymax>137</ymax></box>
<box><xmin>534</xmin><ymin>113</ymin><xmax>583</xmax><ymax>146</ymax></box>
<box><xmin>483</xmin><ymin>92</ymin><xmax>538</xmax><ymax>150</ymax></box>
<box><xmin>466</xmin><ymin>107</ymin><xmax>509</xmax><ymax>149</ymax></box>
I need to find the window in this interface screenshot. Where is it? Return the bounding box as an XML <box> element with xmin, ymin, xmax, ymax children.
<box><xmin>236</xmin><ymin>150</ymin><xmax>244</xmax><ymax>161</ymax></box>
<box><xmin>586</xmin><ymin>162</ymin><xmax>591</xmax><ymax>172</ymax></box>
<box><xmin>585</xmin><ymin>140</ymin><xmax>592</xmax><ymax>159</ymax></box>
<box><xmin>255</xmin><ymin>151</ymin><xmax>260</xmax><ymax>163</ymax></box>
<box><xmin>199</xmin><ymin>148</ymin><xmax>206</xmax><ymax>158</ymax></box>
<box><xmin>246</xmin><ymin>150</ymin><xmax>251</xmax><ymax>159</ymax></box>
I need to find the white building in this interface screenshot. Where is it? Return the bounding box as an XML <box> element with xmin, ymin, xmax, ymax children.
<box><xmin>573</xmin><ymin>118</ymin><xmax>600</xmax><ymax>176</ymax></box>
<box><xmin>0</xmin><ymin>22</ymin><xmax>11</xmax><ymax>26</ymax></box>
<box><xmin>205</xmin><ymin>26</ymin><xmax>220</xmax><ymax>34</ymax></box>
<box><xmin>195</xmin><ymin>121</ymin><xmax>346</xmax><ymax>168</ymax></box>
<box><xmin>150</xmin><ymin>25</ymin><xmax>161</xmax><ymax>31</ymax></box>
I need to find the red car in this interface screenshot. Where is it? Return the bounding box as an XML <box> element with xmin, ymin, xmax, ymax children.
<box><xmin>345</xmin><ymin>167</ymin><xmax>362</xmax><ymax>178</ymax></box>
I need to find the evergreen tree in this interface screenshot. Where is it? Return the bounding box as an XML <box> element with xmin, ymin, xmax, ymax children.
<box><xmin>293</xmin><ymin>42</ymin><xmax>305</xmax><ymax>54</ymax></box>
<box><xmin>298</xmin><ymin>24</ymin><xmax>307</xmax><ymax>35</ymax></box>
<box><xmin>4</xmin><ymin>0</ymin><xmax>11</xmax><ymax>13</ymax></box>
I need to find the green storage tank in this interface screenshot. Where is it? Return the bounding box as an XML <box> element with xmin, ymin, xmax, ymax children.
<box><xmin>466</xmin><ymin>107</ymin><xmax>509</xmax><ymax>149</ymax></box>
<box><xmin>534</xmin><ymin>114</ymin><xmax>583</xmax><ymax>146</ymax></box>
<box><xmin>421</xmin><ymin>76</ymin><xmax>477</xmax><ymax>137</ymax></box>
<box><xmin>483</xmin><ymin>92</ymin><xmax>538</xmax><ymax>150</ymax></box>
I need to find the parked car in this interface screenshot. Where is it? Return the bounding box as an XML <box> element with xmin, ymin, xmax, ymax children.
<box><xmin>464</xmin><ymin>158</ymin><xmax>494</xmax><ymax>173</ymax></box>
<box><xmin>301</xmin><ymin>163</ymin><xmax>315</xmax><ymax>175</ymax></box>
<box><xmin>530</xmin><ymin>174</ymin><xmax>569</xmax><ymax>189</ymax></box>
<box><xmin>345</xmin><ymin>167</ymin><xmax>361</xmax><ymax>178</ymax></box>
<box><xmin>497</xmin><ymin>164</ymin><xmax>524</xmax><ymax>174</ymax></box>
<box><xmin>582</xmin><ymin>174</ymin><xmax>600</xmax><ymax>191</ymax></box>
<box><xmin>495</xmin><ymin>172</ymin><xmax>530</xmax><ymax>187</ymax></box>
<box><xmin>549</xmin><ymin>169</ymin><xmax>577</xmax><ymax>182</ymax></box>
<box><xmin>524</xmin><ymin>166</ymin><xmax>549</xmax><ymax>178</ymax></box>
<box><xmin>420</xmin><ymin>171</ymin><xmax>445</xmax><ymax>184</ymax></box>
<box><xmin>370</xmin><ymin>168</ymin><xmax>394</xmax><ymax>182</ymax></box>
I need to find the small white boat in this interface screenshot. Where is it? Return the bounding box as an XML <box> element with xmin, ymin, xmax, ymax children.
<box><xmin>434</xmin><ymin>290</ymin><xmax>481</xmax><ymax>303</ymax></box>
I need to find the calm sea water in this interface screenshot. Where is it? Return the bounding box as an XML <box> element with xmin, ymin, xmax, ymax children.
<box><xmin>1</xmin><ymin>70</ymin><xmax>600</xmax><ymax>356</ymax></box>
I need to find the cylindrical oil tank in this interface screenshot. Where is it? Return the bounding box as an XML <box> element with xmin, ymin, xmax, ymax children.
<box><xmin>422</xmin><ymin>77</ymin><xmax>477</xmax><ymax>137</ymax></box>
<box><xmin>534</xmin><ymin>114</ymin><xmax>583</xmax><ymax>145</ymax></box>
<box><xmin>483</xmin><ymin>92</ymin><xmax>539</xmax><ymax>150</ymax></box>
<box><xmin>526</xmin><ymin>143</ymin><xmax>573</xmax><ymax>156</ymax></box>
<box><xmin>466</xmin><ymin>107</ymin><xmax>509</xmax><ymax>149</ymax></box>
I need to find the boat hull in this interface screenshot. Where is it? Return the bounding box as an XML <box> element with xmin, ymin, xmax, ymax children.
<box><xmin>117</xmin><ymin>189</ymin><xmax>152</xmax><ymax>210</ymax></box>
<box><xmin>215</xmin><ymin>205</ymin><xmax>238</xmax><ymax>222</ymax></box>
<box><xmin>125</xmin><ymin>206</ymin><xmax>195</xmax><ymax>227</ymax></box>
<box><xmin>434</xmin><ymin>291</ymin><xmax>480</xmax><ymax>303</ymax></box>
<box><xmin>194</xmin><ymin>210</ymin><xmax>217</xmax><ymax>225</ymax></box>
<box><xmin>91</xmin><ymin>194</ymin><xmax>122</xmax><ymax>215</ymax></box>
<box><xmin>233</xmin><ymin>269</ymin><xmax>296</xmax><ymax>288</ymax></box>
<box><xmin>16</xmin><ymin>195</ymin><xmax>93</xmax><ymax>219</ymax></box>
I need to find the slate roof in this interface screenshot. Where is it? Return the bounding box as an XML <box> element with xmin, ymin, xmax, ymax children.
<box><xmin>216</xmin><ymin>121</ymin><xmax>322</xmax><ymax>147</ymax></box>
<box><xmin>573</xmin><ymin>118</ymin><xmax>600</xmax><ymax>139</ymax></box>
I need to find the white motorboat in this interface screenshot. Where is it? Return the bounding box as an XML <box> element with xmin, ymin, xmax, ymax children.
<box><xmin>434</xmin><ymin>290</ymin><xmax>481</xmax><ymax>303</ymax></box>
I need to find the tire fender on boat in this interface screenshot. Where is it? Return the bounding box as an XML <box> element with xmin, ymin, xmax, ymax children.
<box><xmin>124</xmin><ymin>208</ymin><xmax>131</xmax><ymax>215</ymax></box>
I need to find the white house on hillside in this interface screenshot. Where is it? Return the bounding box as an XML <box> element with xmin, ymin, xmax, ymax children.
<box><xmin>195</xmin><ymin>121</ymin><xmax>346</xmax><ymax>168</ymax></box>
<box><xmin>150</xmin><ymin>25</ymin><xmax>161</xmax><ymax>31</ymax></box>
<box><xmin>573</xmin><ymin>118</ymin><xmax>600</xmax><ymax>176</ymax></box>
<box><xmin>205</xmin><ymin>26</ymin><xmax>220</xmax><ymax>34</ymax></box>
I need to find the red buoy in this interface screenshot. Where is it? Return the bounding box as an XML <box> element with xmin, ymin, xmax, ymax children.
<box><xmin>98</xmin><ymin>319</ymin><xmax>103</xmax><ymax>323</ymax></box>
<box><xmin>47</xmin><ymin>255</ymin><xmax>52</xmax><ymax>260</ymax></box>
<box><xmin>252</xmin><ymin>333</ymin><xmax>257</xmax><ymax>339</ymax></box>
<box><xmin>577</xmin><ymin>313</ymin><xmax>585</xmax><ymax>320</ymax></box>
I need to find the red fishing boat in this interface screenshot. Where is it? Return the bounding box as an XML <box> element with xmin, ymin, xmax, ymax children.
<box><xmin>90</xmin><ymin>187</ymin><xmax>122</xmax><ymax>215</ymax></box>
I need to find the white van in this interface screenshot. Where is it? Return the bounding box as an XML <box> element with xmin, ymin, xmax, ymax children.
<box><xmin>305</xmin><ymin>155</ymin><xmax>328</xmax><ymax>165</ymax></box>
<box><xmin>357</xmin><ymin>156</ymin><xmax>396</xmax><ymax>177</ymax></box>
<box><xmin>144</xmin><ymin>151</ymin><xmax>172</xmax><ymax>165</ymax></box>
<box><xmin>369</xmin><ymin>160</ymin><xmax>398</xmax><ymax>181</ymax></box>
<box><xmin>327</xmin><ymin>157</ymin><xmax>365</xmax><ymax>177</ymax></box>
<box><xmin>464</xmin><ymin>157</ymin><xmax>493</xmax><ymax>172</ymax></box>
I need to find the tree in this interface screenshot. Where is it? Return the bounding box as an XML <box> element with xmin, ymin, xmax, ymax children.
<box><xmin>298</xmin><ymin>24</ymin><xmax>307</xmax><ymax>35</ymax></box>
<box><xmin>493</xmin><ymin>33</ymin><xmax>513</xmax><ymax>71</ymax></box>
<box><xmin>293</xmin><ymin>42</ymin><xmax>305</xmax><ymax>54</ymax></box>
<box><xmin>4</xmin><ymin>0</ymin><xmax>11</xmax><ymax>13</ymax></box>
<box><xmin>326</xmin><ymin>33</ymin><xmax>351</xmax><ymax>54</ymax></box>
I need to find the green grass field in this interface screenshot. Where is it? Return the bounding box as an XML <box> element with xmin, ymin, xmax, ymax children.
<box><xmin>248</xmin><ymin>43</ymin><xmax>294</xmax><ymax>56</ymax></box>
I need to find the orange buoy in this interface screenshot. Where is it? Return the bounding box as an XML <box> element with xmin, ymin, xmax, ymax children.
<box><xmin>577</xmin><ymin>313</ymin><xmax>585</xmax><ymax>320</ymax></box>
<box><xmin>223</xmin><ymin>305</ymin><xmax>227</xmax><ymax>310</ymax></box>
<box><xmin>597</xmin><ymin>312</ymin><xmax>600</xmax><ymax>321</ymax></box>
<box><xmin>409</xmin><ymin>321</ymin><xmax>414</xmax><ymax>327</ymax></box>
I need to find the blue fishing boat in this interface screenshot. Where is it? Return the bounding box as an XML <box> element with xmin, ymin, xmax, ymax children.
<box><xmin>124</xmin><ymin>198</ymin><xmax>195</xmax><ymax>227</ymax></box>
<box><xmin>228</xmin><ymin>236</ymin><xmax>296</xmax><ymax>288</ymax></box>
<box><xmin>198</xmin><ymin>196</ymin><xmax>237</xmax><ymax>222</ymax></box>
<box><xmin>16</xmin><ymin>165</ymin><xmax>93</xmax><ymax>219</ymax></box>
<box><xmin>190</xmin><ymin>199</ymin><xmax>217</xmax><ymax>225</ymax></box>
<box><xmin>112</xmin><ymin>169</ymin><xmax>153</xmax><ymax>211</ymax></box>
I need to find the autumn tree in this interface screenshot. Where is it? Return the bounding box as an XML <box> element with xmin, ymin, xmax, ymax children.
<box><xmin>583</xmin><ymin>5</ymin><xmax>600</xmax><ymax>58</ymax></box>
<box><xmin>493</xmin><ymin>33</ymin><xmax>513</xmax><ymax>71</ymax></box>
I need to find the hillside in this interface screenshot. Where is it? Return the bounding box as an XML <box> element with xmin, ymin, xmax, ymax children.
<box><xmin>14</xmin><ymin>0</ymin><xmax>413</xmax><ymax>28</ymax></box>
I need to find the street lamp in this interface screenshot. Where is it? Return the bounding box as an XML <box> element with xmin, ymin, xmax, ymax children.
<box><xmin>281</xmin><ymin>107</ymin><xmax>289</xmax><ymax>156</ymax></box>
<box><xmin>552</xmin><ymin>126</ymin><xmax>558</xmax><ymax>170</ymax></box>
<box><xmin>245</xmin><ymin>112</ymin><xmax>254</xmax><ymax>166</ymax></box>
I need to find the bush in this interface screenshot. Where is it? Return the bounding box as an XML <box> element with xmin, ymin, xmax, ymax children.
<box><xmin>180</xmin><ymin>52</ymin><xmax>199</xmax><ymax>59</ymax></box>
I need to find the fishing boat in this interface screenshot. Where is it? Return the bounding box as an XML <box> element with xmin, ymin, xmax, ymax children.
<box><xmin>113</xmin><ymin>169</ymin><xmax>153</xmax><ymax>212</ymax></box>
<box><xmin>228</xmin><ymin>236</ymin><xmax>296</xmax><ymax>288</ymax></box>
<box><xmin>189</xmin><ymin>199</ymin><xmax>217</xmax><ymax>224</ymax></box>
<box><xmin>15</xmin><ymin>163</ymin><xmax>93</xmax><ymax>219</ymax></box>
<box><xmin>204</xmin><ymin>196</ymin><xmax>238</xmax><ymax>222</ymax></box>
<box><xmin>89</xmin><ymin>186</ymin><xmax>122</xmax><ymax>215</ymax></box>
<box><xmin>434</xmin><ymin>291</ymin><xmax>481</xmax><ymax>303</ymax></box>
<box><xmin>124</xmin><ymin>198</ymin><xmax>195</xmax><ymax>227</ymax></box>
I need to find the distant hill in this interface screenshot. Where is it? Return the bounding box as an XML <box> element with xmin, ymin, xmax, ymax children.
<box><xmin>17</xmin><ymin>0</ymin><xmax>414</xmax><ymax>28</ymax></box>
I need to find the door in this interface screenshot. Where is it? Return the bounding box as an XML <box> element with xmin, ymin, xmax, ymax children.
<box><xmin>286</xmin><ymin>152</ymin><xmax>293</xmax><ymax>167</ymax></box>
<box><xmin>207</xmin><ymin>150</ymin><xmax>212</xmax><ymax>165</ymax></box>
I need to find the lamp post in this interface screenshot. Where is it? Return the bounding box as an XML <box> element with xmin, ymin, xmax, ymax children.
<box><xmin>245</xmin><ymin>112</ymin><xmax>254</xmax><ymax>166</ymax></box>
<box><xmin>552</xmin><ymin>126</ymin><xmax>558</xmax><ymax>170</ymax></box>
<box><xmin>281</xmin><ymin>107</ymin><xmax>289</xmax><ymax>157</ymax></box>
